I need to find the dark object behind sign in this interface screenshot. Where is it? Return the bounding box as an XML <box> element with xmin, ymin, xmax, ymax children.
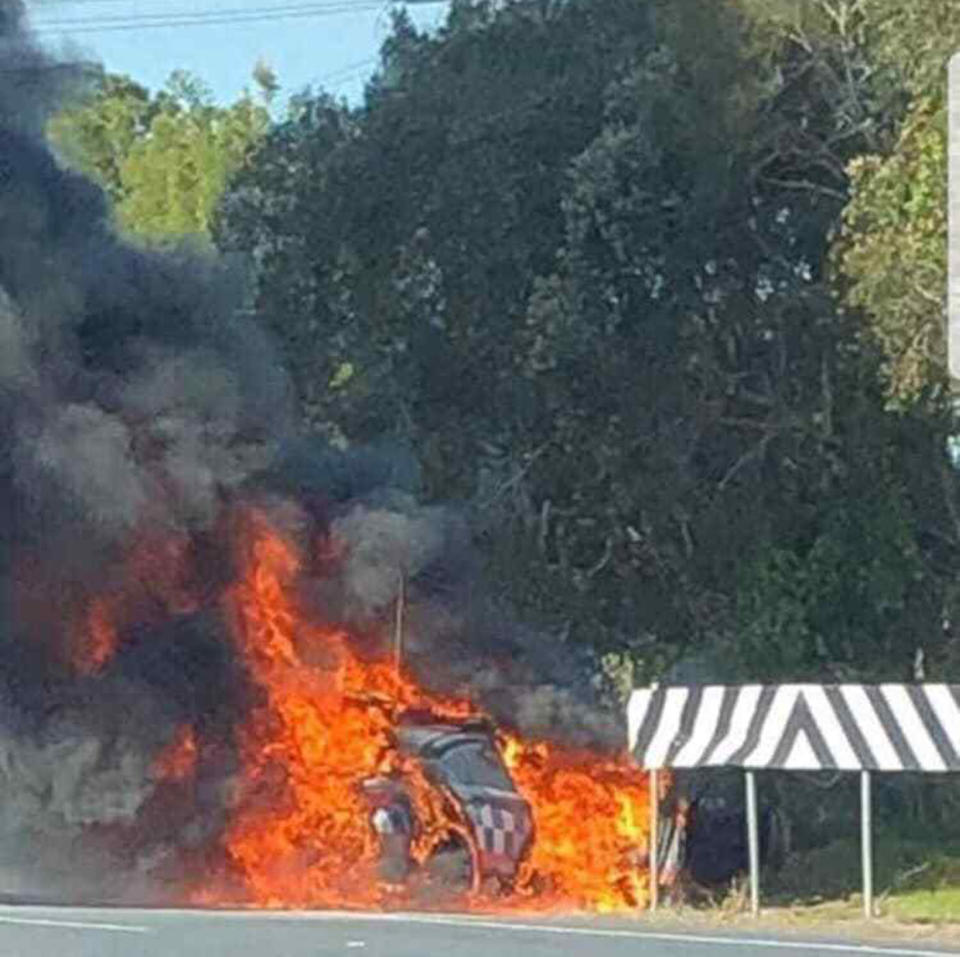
<box><xmin>658</xmin><ymin>771</ymin><xmax>789</xmax><ymax>891</ymax></box>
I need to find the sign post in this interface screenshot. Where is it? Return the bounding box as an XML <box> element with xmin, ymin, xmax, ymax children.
<box><xmin>861</xmin><ymin>770</ymin><xmax>874</xmax><ymax>918</ymax></box>
<box><xmin>649</xmin><ymin>768</ymin><xmax>659</xmax><ymax>911</ymax></box>
<box><xmin>393</xmin><ymin>571</ymin><xmax>405</xmax><ymax>679</ymax></box>
<box><xmin>745</xmin><ymin>770</ymin><xmax>760</xmax><ymax>916</ymax></box>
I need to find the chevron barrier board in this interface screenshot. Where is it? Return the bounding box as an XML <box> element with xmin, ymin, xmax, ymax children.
<box><xmin>628</xmin><ymin>684</ymin><xmax>960</xmax><ymax>773</ymax></box>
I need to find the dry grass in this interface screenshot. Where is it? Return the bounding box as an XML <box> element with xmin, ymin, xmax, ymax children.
<box><xmin>618</xmin><ymin>838</ymin><xmax>960</xmax><ymax>951</ymax></box>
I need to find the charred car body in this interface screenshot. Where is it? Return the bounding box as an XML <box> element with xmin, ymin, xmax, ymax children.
<box><xmin>361</xmin><ymin>714</ymin><xmax>534</xmax><ymax>894</ymax></box>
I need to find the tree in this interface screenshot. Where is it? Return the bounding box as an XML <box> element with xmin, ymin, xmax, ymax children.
<box><xmin>218</xmin><ymin>0</ymin><xmax>660</xmax><ymax>463</ymax></box>
<box><xmin>218</xmin><ymin>0</ymin><xmax>960</xmax><ymax>687</ymax></box>
<box><xmin>838</xmin><ymin>93</ymin><xmax>946</xmax><ymax>403</ymax></box>
<box><xmin>47</xmin><ymin>71</ymin><xmax>160</xmax><ymax>205</ymax></box>
<box><xmin>49</xmin><ymin>68</ymin><xmax>271</xmax><ymax>243</ymax></box>
<box><xmin>830</xmin><ymin>0</ymin><xmax>959</xmax><ymax>404</ymax></box>
<box><xmin>117</xmin><ymin>70</ymin><xmax>270</xmax><ymax>241</ymax></box>
<box><xmin>213</xmin><ymin>91</ymin><xmax>362</xmax><ymax>438</ymax></box>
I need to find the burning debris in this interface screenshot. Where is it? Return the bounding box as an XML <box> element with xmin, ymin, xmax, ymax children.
<box><xmin>0</xmin><ymin>0</ymin><xmax>651</xmax><ymax>911</ymax></box>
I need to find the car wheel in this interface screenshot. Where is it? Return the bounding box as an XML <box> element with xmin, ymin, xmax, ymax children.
<box><xmin>424</xmin><ymin>838</ymin><xmax>474</xmax><ymax>896</ymax></box>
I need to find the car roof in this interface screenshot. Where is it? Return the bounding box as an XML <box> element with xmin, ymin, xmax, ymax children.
<box><xmin>394</xmin><ymin>724</ymin><xmax>493</xmax><ymax>757</ymax></box>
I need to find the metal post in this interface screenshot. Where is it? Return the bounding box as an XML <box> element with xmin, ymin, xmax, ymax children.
<box><xmin>862</xmin><ymin>770</ymin><xmax>873</xmax><ymax>919</ymax></box>
<box><xmin>393</xmin><ymin>572</ymin><xmax>405</xmax><ymax>679</ymax></box>
<box><xmin>649</xmin><ymin>768</ymin><xmax>659</xmax><ymax>911</ymax></box>
<box><xmin>745</xmin><ymin>769</ymin><xmax>760</xmax><ymax>916</ymax></box>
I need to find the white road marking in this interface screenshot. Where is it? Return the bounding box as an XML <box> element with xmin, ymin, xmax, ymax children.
<box><xmin>0</xmin><ymin>914</ymin><xmax>150</xmax><ymax>934</ymax></box>
<box><xmin>346</xmin><ymin>942</ymin><xmax>366</xmax><ymax>948</ymax></box>
<box><xmin>230</xmin><ymin>910</ymin><xmax>957</xmax><ymax>956</ymax></box>
<box><xmin>367</xmin><ymin>914</ymin><xmax>959</xmax><ymax>955</ymax></box>
<box><xmin>1</xmin><ymin>907</ymin><xmax>955</xmax><ymax>955</ymax></box>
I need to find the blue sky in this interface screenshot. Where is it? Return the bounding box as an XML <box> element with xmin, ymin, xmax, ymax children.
<box><xmin>25</xmin><ymin>0</ymin><xmax>449</xmax><ymax>106</ymax></box>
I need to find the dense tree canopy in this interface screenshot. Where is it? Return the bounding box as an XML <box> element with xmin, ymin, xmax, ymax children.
<box><xmin>208</xmin><ymin>0</ymin><xmax>960</xmax><ymax>693</ymax></box>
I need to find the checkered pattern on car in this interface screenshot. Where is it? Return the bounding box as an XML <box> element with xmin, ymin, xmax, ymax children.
<box><xmin>466</xmin><ymin>803</ymin><xmax>521</xmax><ymax>856</ymax></box>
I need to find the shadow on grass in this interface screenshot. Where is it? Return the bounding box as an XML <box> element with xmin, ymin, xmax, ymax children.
<box><xmin>668</xmin><ymin>834</ymin><xmax>960</xmax><ymax>925</ymax></box>
<box><xmin>758</xmin><ymin>834</ymin><xmax>960</xmax><ymax>922</ymax></box>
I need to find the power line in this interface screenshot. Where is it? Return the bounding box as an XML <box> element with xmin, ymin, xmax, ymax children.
<box><xmin>33</xmin><ymin>0</ymin><xmax>381</xmax><ymax>25</ymax></box>
<box><xmin>31</xmin><ymin>0</ymin><xmax>215</xmax><ymax>4</ymax></box>
<box><xmin>0</xmin><ymin>54</ymin><xmax>378</xmax><ymax>89</ymax></box>
<box><xmin>29</xmin><ymin>0</ymin><xmax>151</xmax><ymax>6</ymax></box>
<box><xmin>30</xmin><ymin>1</ymin><xmax>384</xmax><ymax>30</ymax></box>
<box><xmin>31</xmin><ymin>0</ymin><xmax>442</xmax><ymax>5</ymax></box>
<box><xmin>31</xmin><ymin>1</ymin><xmax>385</xmax><ymax>34</ymax></box>
<box><xmin>313</xmin><ymin>54</ymin><xmax>377</xmax><ymax>84</ymax></box>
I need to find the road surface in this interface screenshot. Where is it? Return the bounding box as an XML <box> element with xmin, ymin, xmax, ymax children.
<box><xmin>0</xmin><ymin>907</ymin><xmax>958</xmax><ymax>957</ymax></box>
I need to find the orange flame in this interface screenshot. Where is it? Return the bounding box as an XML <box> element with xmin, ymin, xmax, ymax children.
<box><xmin>73</xmin><ymin>596</ymin><xmax>118</xmax><ymax>676</ymax></box>
<box><xmin>70</xmin><ymin>527</ymin><xmax>201</xmax><ymax>676</ymax></box>
<box><xmin>216</xmin><ymin>510</ymin><xmax>392</xmax><ymax>906</ymax></box>
<box><xmin>502</xmin><ymin>737</ymin><xmax>650</xmax><ymax>912</ymax></box>
<box><xmin>202</xmin><ymin>508</ymin><xmax>652</xmax><ymax>913</ymax></box>
<box><xmin>154</xmin><ymin>725</ymin><xmax>199</xmax><ymax>782</ymax></box>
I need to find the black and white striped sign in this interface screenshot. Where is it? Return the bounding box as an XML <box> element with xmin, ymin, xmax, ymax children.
<box><xmin>628</xmin><ymin>684</ymin><xmax>960</xmax><ymax>772</ymax></box>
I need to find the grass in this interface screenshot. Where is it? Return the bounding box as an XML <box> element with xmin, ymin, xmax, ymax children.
<box><xmin>675</xmin><ymin>835</ymin><xmax>960</xmax><ymax>929</ymax></box>
<box><xmin>883</xmin><ymin>885</ymin><xmax>960</xmax><ymax>922</ymax></box>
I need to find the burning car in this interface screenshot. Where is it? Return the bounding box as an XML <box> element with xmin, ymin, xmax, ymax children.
<box><xmin>360</xmin><ymin>713</ymin><xmax>535</xmax><ymax>896</ymax></box>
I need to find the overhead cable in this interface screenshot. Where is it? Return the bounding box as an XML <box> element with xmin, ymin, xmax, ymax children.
<box><xmin>32</xmin><ymin>1</ymin><xmax>384</xmax><ymax>34</ymax></box>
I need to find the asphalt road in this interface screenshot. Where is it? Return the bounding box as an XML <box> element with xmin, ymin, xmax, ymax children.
<box><xmin>0</xmin><ymin>907</ymin><xmax>958</xmax><ymax>957</ymax></box>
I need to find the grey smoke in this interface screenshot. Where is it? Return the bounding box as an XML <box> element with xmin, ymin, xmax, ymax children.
<box><xmin>26</xmin><ymin>404</ymin><xmax>150</xmax><ymax>536</ymax></box>
<box><xmin>332</xmin><ymin>501</ymin><xmax>448</xmax><ymax>617</ymax></box>
<box><xmin>0</xmin><ymin>0</ymin><xmax>291</xmax><ymax>900</ymax></box>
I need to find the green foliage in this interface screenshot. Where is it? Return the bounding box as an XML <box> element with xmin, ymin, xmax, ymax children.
<box><xmin>214</xmin><ymin>0</ymin><xmax>960</xmax><ymax>691</ymax></box>
<box><xmin>735</xmin><ymin>490</ymin><xmax>923</xmax><ymax>680</ymax></box>
<box><xmin>214</xmin><ymin>92</ymin><xmax>364</xmax><ymax>437</ymax></box>
<box><xmin>770</xmin><ymin>835</ymin><xmax>960</xmax><ymax>906</ymax></box>
<box><xmin>831</xmin><ymin>0</ymin><xmax>960</xmax><ymax>405</ymax></box>
<box><xmin>861</xmin><ymin>0</ymin><xmax>960</xmax><ymax>96</ymax></box>
<box><xmin>47</xmin><ymin>71</ymin><xmax>159</xmax><ymax>204</ymax></box>
<box><xmin>118</xmin><ymin>80</ymin><xmax>269</xmax><ymax>241</ymax></box>
<box><xmin>837</xmin><ymin>93</ymin><xmax>947</xmax><ymax>404</ymax></box>
<box><xmin>217</xmin><ymin>0</ymin><xmax>660</xmax><ymax>450</ymax></box>
<box><xmin>48</xmin><ymin>68</ymin><xmax>271</xmax><ymax>243</ymax></box>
